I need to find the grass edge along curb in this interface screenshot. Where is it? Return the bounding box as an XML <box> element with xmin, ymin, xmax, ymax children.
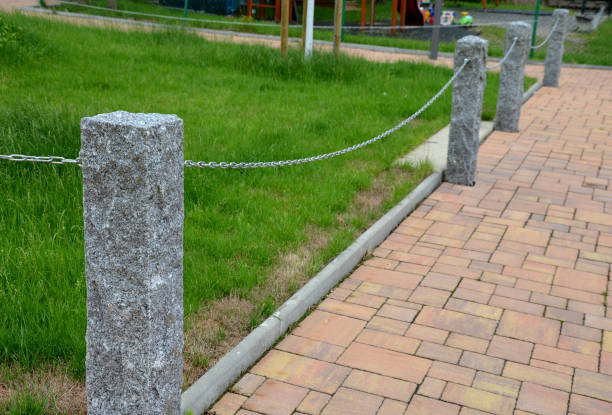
<box><xmin>181</xmin><ymin>82</ymin><xmax>542</xmax><ymax>414</ymax></box>
<box><xmin>181</xmin><ymin>171</ymin><xmax>442</xmax><ymax>415</ymax></box>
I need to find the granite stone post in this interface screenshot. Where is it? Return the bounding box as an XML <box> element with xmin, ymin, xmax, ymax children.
<box><xmin>446</xmin><ymin>36</ymin><xmax>488</xmax><ymax>186</ymax></box>
<box><xmin>543</xmin><ymin>9</ymin><xmax>570</xmax><ymax>87</ymax></box>
<box><xmin>81</xmin><ymin>111</ymin><xmax>184</xmax><ymax>415</ymax></box>
<box><xmin>495</xmin><ymin>22</ymin><xmax>532</xmax><ymax>132</ymax></box>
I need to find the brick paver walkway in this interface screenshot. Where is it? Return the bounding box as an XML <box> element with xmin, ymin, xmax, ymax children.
<box><xmin>210</xmin><ymin>69</ymin><xmax>612</xmax><ymax>415</ymax></box>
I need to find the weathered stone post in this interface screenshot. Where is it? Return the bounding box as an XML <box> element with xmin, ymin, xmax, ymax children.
<box><xmin>495</xmin><ymin>22</ymin><xmax>532</xmax><ymax>132</ymax></box>
<box><xmin>446</xmin><ymin>36</ymin><xmax>488</xmax><ymax>186</ymax></box>
<box><xmin>81</xmin><ymin>111</ymin><xmax>184</xmax><ymax>415</ymax></box>
<box><xmin>543</xmin><ymin>9</ymin><xmax>570</xmax><ymax>87</ymax></box>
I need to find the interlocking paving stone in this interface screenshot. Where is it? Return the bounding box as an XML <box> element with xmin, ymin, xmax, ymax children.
<box><xmin>243</xmin><ymin>380</ymin><xmax>308</xmax><ymax>415</ymax></box>
<box><xmin>516</xmin><ymin>382</ymin><xmax>569</xmax><ymax>415</ymax></box>
<box><xmin>573</xmin><ymin>369</ymin><xmax>612</xmax><ymax>402</ymax></box>
<box><xmin>342</xmin><ymin>369</ymin><xmax>416</xmax><ymax>401</ymax></box>
<box><xmin>414</xmin><ymin>306</ymin><xmax>497</xmax><ymax>339</ymax></box>
<box><xmin>212</xmin><ymin>68</ymin><xmax>612</xmax><ymax>415</ymax></box>
<box><xmin>292</xmin><ymin>310</ymin><xmax>365</xmax><ymax>347</ymax></box>
<box><xmin>251</xmin><ymin>350</ymin><xmax>350</xmax><ymax>394</ymax></box>
<box><xmin>442</xmin><ymin>383</ymin><xmax>515</xmax><ymax>415</ymax></box>
<box><xmin>496</xmin><ymin>310</ymin><xmax>560</xmax><ymax>346</ymax></box>
<box><xmin>336</xmin><ymin>343</ymin><xmax>431</xmax><ymax>383</ymax></box>
<box><xmin>320</xmin><ymin>387</ymin><xmax>383</xmax><ymax>415</ymax></box>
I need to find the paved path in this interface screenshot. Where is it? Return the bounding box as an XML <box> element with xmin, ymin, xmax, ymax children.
<box><xmin>210</xmin><ymin>69</ymin><xmax>612</xmax><ymax>415</ymax></box>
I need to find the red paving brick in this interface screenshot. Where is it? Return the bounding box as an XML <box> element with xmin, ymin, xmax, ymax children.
<box><xmin>212</xmin><ymin>68</ymin><xmax>612</xmax><ymax>415</ymax></box>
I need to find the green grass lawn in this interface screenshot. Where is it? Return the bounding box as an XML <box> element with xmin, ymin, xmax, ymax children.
<box><xmin>0</xmin><ymin>10</ymin><xmax>531</xmax><ymax>412</ymax></box>
<box><xmin>52</xmin><ymin>0</ymin><xmax>612</xmax><ymax>65</ymax></box>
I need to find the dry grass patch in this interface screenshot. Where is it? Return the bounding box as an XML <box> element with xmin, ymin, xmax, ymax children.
<box><xmin>0</xmin><ymin>364</ymin><xmax>86</xmax><ymax>414</ymax></box>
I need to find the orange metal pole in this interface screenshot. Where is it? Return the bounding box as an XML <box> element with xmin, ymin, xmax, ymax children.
<box><xmin>391</xmin><ymin>0</ymin><xmax>398</xmax><ymax>34</ymax></box>
<box><xmin>360</xmin><ymin>0</ymin><xmax>366</xmax><ymax>29</ymax></box>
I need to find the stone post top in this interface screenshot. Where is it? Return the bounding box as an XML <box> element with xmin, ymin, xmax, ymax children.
<box><xmin>456</xmin><ymin>35</ymin><xmax>488</xmax><ymax>47</ymax></box>
<box><xmin>81</xmin><ymin>111</ymin><xmax>182</xmax><ymax>129</ymax></box>
<box><xmin>553</xmin><ymin>8</ymin><xmax>570</xmax><ymax>16</ymax></box>
<box><xmin>508</xmin><ymin>21</ymin><xmax>532</xmax><ymax>30</ymax></box>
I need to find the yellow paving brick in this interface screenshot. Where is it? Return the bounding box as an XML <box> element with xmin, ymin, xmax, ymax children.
<box><xmin>415</xmin><ymin>306</ymin><xmax>497</xmax><ymax>339</ymax></box>
<box><xmin>472</xmin><ymin>372</ymin><xmax>521</xmax><ymax>398</ymax></box>
<box><xmin>516</xmin><ymin>382</ymin><xmax>568</xmax><ymax>415</ymax></box>
<box><xmin>355</xmin><ymin>328</ymin><xmax>420</xmax><ymax>354</ymax></box>
<box><xmin>337</xmin><ymin>343</ymin><xmax>431</xmax><ymax>383</ymax></box>
<box><xmin>342</xmin><ymin>369</ymin><xmax>416</xmax><ymax>401</ymax></box>
<box><xmin>296</xmin><ymin>391</ymin><xmax>330</xmax><ymax>415</ymax></box>
<box><xmin>293</xmin><ymin>310</ymin><xmax>366</xmax><ymax>347</ymax></box>
<box><xmin>251</xmin><ymin>350</ymin><xmax>350</xmax><ymax>394</ymax></box>
<box><xmin>276</xmin><ymin>335</ymin><xmax>345</xmax><ymax>362</ymax></box>
<box><xmin>211</xmin><ymin>393</ymin><xmax>248</xmax><ymax>415</ymax></box>
<box><xmin>496</xmin><ymin>310</ymin><xmax>560</xmax><ymax>346</ymax></box>
<box><xmin>243</xmin><ymin>379</ymin><xmax>308</xmax><ymax>415</ymax></box>
<box><xmin>503</xmin><ymin>361</ymin><xmax>572</xmax><ymax>391</ymax></box>
<box><xmin>351</xmin><ymin>266</ymin><xmax>422</xmax><ymax>290</ymax></box>
<box><xmin>318</xmin><ymin>298</ymin><xmax>377</xmax><ymax>320</ymax></box>
<box><xmin>442</xmin><ymin>383</ymin><xmax>515</xmax><ymax>415</ymax></box>
<box><xmin>321</xmin><ymin>387</ymin><xmax>383</xmax><ymax>415</ymax></box>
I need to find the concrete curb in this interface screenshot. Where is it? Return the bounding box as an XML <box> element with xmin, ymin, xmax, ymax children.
<box><xmin>181</xmin><ymin>172</ymin><xmax>442</xmax><ymax>414</ymax></box>
<box><xmin>523</xmin><ymin>81</ymin><xmax>542</xmax><ymax>103</ymax></box>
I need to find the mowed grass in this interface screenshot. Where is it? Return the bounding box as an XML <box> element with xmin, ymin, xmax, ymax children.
<box><xmin>0</xmin><ymin>11</ymin><xmax>518</xmax><ymax>384</ymax></box>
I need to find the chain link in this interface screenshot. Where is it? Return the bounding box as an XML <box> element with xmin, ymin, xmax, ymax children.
<box><xmin>486</xmin><ymin>37</ymin><xmax>518</xmax><ymax>70</ymax></box>
<box><xmin>0</xmin><ymin>154</ymin><xmax>81</xmax><ymax>166</ymax></box>
<box><xmin>531</xmin><ymin>16</ymin><xmax>559</xmax><ymax>50</ymax></box>
<box><xmin>185</xmin><ymin>59</ymin><xmax>469</xmax><ymax>169</ymax></box>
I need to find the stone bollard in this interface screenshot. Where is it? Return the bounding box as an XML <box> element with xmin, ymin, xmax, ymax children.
<box><xmin>495</xmin><ymin>22</ymin><xmax>532</xmax><ymax>132</ymax></box>
<box><xmin>543</xmin><ymin>9</ymin><xmax>570</xmax><ymax>87</ymax></box>
<box><xmin>446</xmin><ymin>36</ymin><xmax>488</xmax><ymax>186</ymax></box>
<box><xmin>81</xmin><ymin>111</ymin><xmax>184</xmax><ymax>415</ymax></box>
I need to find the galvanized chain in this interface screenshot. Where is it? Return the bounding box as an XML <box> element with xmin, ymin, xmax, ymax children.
<box><xmin>0</xmin><ymin>154</ymin><xmax>81</xmax><ymax>166</ymax></box>
<box><xmin>486</xmin><ymin>36</ymin><xmax>518</xmax><ymax>70</ymax></box>
<box><xmin>1</xmin><ymin>61</ymin><xmax>469</xmax><ymax>170</ymax></box>
<box><xmin>185</xmin><ymin>59</ymin><xmax>469</xmax><ymax>169</ymax></box>
<box><xmin>531</xmin><ymin>16</ymin><xmax>559</xmax><ymax>49</ymax></box>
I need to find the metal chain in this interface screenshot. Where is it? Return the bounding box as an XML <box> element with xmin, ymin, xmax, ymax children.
<box><xmin>531</xmin><ymin>16</ymin><xmax>559</xmax><ymax>49</ymax></box>
<box><xmin>1</xmin><ymin>61</ymin><xmax>470</xmax><ymax>170</ymax></box>
<box><xmin>486</xmin><ymin>37</ymin><xmax>518</xmax><ymax>70</ymax></box>
<box><xmin>184</xmin><ymin>59</ymin><xmax>469</xmax><ymax>169</ymax></box>
<box><xmin>0</xmin><ymin>154</ymin><xmax>81</xmax><ymax>165</ymax></box>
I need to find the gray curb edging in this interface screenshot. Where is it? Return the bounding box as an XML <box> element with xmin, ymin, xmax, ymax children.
<box><xmin>180</xmin><ymin>171</ymin><xmax>442</xmax><ymax>415</ymax></box>
<box><xmin>523</xmin><ymin>81</ymin><xmax>542</xmax><ymax>103</ymax></box>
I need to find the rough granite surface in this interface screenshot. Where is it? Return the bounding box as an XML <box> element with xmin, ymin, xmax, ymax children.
<box><xmin>80</xmin><ymin>111</ymin><xmax>184</xmax><ymax>415</ymax></box>
<box><xmin>543</xmin><ymin>9</ymin><xmax>570</xmax><ymax>87</ymax></box>
<box><xmin>495</xmin><ymin>22</ymin><xmax>532</xmax><ymax>132</ymax></box>
<box><xmin>446</xmin><ymin>36</ymin><xmax>488</xmax><ymax>186</ymax></box>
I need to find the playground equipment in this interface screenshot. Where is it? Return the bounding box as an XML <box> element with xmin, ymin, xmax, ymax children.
<box><xmin>246</xmin><ymin>0</ymin><xmax>297</xmax><ymax>22</ymax></box>
<box><xmin>360</xmin><ymin>0</ymin><xmax>425</xmax><ymax>30</ymax></box>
